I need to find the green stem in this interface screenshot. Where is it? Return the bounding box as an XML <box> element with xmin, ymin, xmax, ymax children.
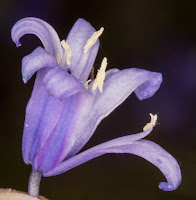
<box><xmin>28</xmin><ymin>170</ymin><xmax>42</xmax><ymax>198</ymax></box>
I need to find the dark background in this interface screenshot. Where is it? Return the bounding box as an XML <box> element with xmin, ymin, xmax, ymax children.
<box><xmin>0</xmin><ymin>0</ymin><xmax>196</xmax><ymax>199</ymax></box>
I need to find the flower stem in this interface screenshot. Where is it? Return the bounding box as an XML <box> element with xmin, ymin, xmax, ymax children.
<box><xmin>28</xmin><ymin>170</ymin><xmax>42</xmax><ymax>198</ymax></box>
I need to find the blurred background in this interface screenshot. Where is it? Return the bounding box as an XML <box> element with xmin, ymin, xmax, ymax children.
<box><xmin>0</xmin><ymin>0</ymin><xmax>196</xmax><ymax>199</ymax></box>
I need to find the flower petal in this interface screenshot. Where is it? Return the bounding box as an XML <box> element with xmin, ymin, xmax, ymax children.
<box><xmin>44</xmin><ymin>134</ymin><xmax>181</xmax><ymax>191</ymax></box>
<box><xmin>11</xmin><ymin>17</ymin><xmax>63</xmax><ymax>56</ymax></box>
<box><xmin>22</xmin><ymin>47</ymin><xmax>58</xmax><ymax>83</ymax></box>
<box><xmin>23</xmin><ymin>69</ymin><xmax>93</xmax><ymax>170</ymax></box>
<box><xmin>60</xmin><ymin>18</ymin><xmax>99</xmax><ymax>83</ymax></box>
<box><xmin>44</xmin><ymin>126</ymin><xmax>153</xmax><ymax>176</ymax></box>
<box><xmin>65</xmin><ymin>68</ymin><xmax>162</xmax><ymax>157</ymax></box>
<box><xmin>22</xmin><ymin>69</ymin><xmax>50</xmax><ymax>164</ymax></box>
<box><xmin>32</xmin><ymin>91</ymin><xmax>94</xmax><ymax>173</ymax></box>
<box><xmin>42</xmin><ymin>67</ymin><xmax>87</xmax><ymax>100</ymax></box>
<box><xmin>91</xmin><ymin>69</ymin><xmax>162</xmax><ymax>122</ymax></box>
<box><xmin>28</xmin><ymin>94</ymin><xmax>65</xmax><ymax>167</ymax></box>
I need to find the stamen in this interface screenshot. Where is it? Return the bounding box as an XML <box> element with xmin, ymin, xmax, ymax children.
<box><xmin>84</xmin><ymin>79</ymin><xmax>92</xmax><ymax>89</ymax></box>
<box><xmin>90</xmin><ymin>66</ymin><xmax>95</xmax><ymax>80</ymax></box>
<box><xmin>83</xmin><ymin>27</ymin><xmax>104</xmax><ymax>53</ymax></box>
<box><xmin>56</xmin><ymin>54</ymin><xmax>61</xmax><ymax>64</ymax></box>
<box><xmin>61</xmin><ymin>40</ymin><xmax>72</xmax><ymax>65</ymax></box>
<box><xmin>92</xmin><ymin>57</ymin><xmax>107</xmax><ymax>93</ymax></box>
<box><xmin>143</xmin><ymin>113</ymin><xmax>158</xmax><ymax>131</ymax></box>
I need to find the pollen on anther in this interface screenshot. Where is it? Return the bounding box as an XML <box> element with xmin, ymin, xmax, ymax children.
<box><xmin>83</xmin><ymin>27</ymin><xmax>104</xmax><ymax>53</ymax></box>
<box><xmin>61</xmin><ymin>40</ymin><xmax>72</xmax><ymax>65</ymax></box>
<box><xmin>143</xmin><ymin>113</ymin><xmax>158</xmax><ymax>131</ymax></box>
<box><xmin>92</xmin><ymin>57</ymin><xmax>107</xmax><ymax>93</ymax></box>
<box><xmin>56</xmin><ymin>54</ymin><xmax>61</xmax><ymax>64</ymax></box>
<box><xmin>84</xmin><ymin>79</ymin><xmax>91</xmax><ymax>89</ymax></box>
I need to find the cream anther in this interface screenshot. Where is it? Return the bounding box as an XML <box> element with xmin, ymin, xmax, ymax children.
<box><xmin>143</xmin><ymin>113</ymin><xmax>158</xmax><ymax>131</ymax></box>
<box><xmin>83</xmin><ymin>27</ymin><xmax>104</xmax><ymax>53</ymax></box>
<box><xmin>92</xmin><ymin>57</ymin><xmax>107</xmax><ymax>93</ymax></box>
<box><xmin>56</xmin><ymin>54</ymin><xmax>61</xmax><ymax>64</ymax></box>
<box><xmin>61</xmin><ymin>40</ymin><xmax>72</xmax><ymax>65</ymax></box>
<box><xmin>84</xmin><ymin>79</ymin><xmax>92</xmax><ymax>89</ymax></box>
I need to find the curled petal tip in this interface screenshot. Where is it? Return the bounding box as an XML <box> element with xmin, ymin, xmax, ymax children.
<box><xmin>159</xmin><ymin>182</ymin><xmax>176</xmax><ymax>191</ymax></box>
<box><xmin>135</xmin><ymin>72</ymin><xmax>163</xmax><ymax>100</ymax></box>
<box><xmin>22</xmin><ymin>77</ymin><xmax>27</xmax><ymax>84</ymax></box>
<box><xmin>157</xmin><ymin>73</ymin><xmax>163</xmax><ymax>81</ymax></box>
<box><xmin>21</xmin><ymin>47</ymin><xmax>58</xmax><ymax>84</ymax></box>
<box><xmin>16</xmin><ymin>41</ymin><xmax>22</xmax><ymax>47</ymax></box>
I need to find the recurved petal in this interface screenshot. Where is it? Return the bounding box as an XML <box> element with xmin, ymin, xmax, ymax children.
<box><xmin>66</xmin><ymin>68</ymin><xmax>162</xmax><ymax>157</ymax></box>
<box><xmin>92</xmin><ymin>68</ymin><xmax>162</xmax><ymax>134</ymax></box>
<box><xmin>61</xmin><ymin>18</ymin><xmax>99</xmax><ymax>83</ymax></box>
<box><xmin>42</xmin><ymin>67</ymin><xmax>87</xmax><ymax>100</ymax></box>
<box><xmin>44</xmin><ymin>133</ymin><xmax>181</xmax><ymax>191</ymax></box>
<box><xmin>44</xmin><ymin>126</ymin><xmax>153</xmax><ymax>176</ymax></box>
<box><xmin>11</xmin><ymin>17</ymin><xmax>63</xmax><ymax>57</ymax></box>
<box><xmin>22</xmin><ymin>47</ymin><xmax>58</xmax><ymax>83</ymax></box>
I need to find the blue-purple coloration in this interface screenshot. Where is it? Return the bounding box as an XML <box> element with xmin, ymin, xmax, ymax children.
<box><xmin>11</xmin><ymin>17</ymin><xmax>181</xmax><ymax>191</ymax></box>
<box><xmin>67</xmin><ymin>69</ymin><xmax>71</xmax><ymax>74</ymax></box>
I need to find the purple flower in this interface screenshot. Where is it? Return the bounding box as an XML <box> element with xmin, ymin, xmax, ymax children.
<box><xmin>11</xmin><ymin>17</ymin><xmax>181</xmax><ymax>192</ymax></box>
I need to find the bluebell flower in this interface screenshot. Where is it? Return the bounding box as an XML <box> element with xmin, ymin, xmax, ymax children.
<box><xmin>11</xmin><ymin>17</ymin><xmax>181</xmax><ymax>193</ymax></box>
